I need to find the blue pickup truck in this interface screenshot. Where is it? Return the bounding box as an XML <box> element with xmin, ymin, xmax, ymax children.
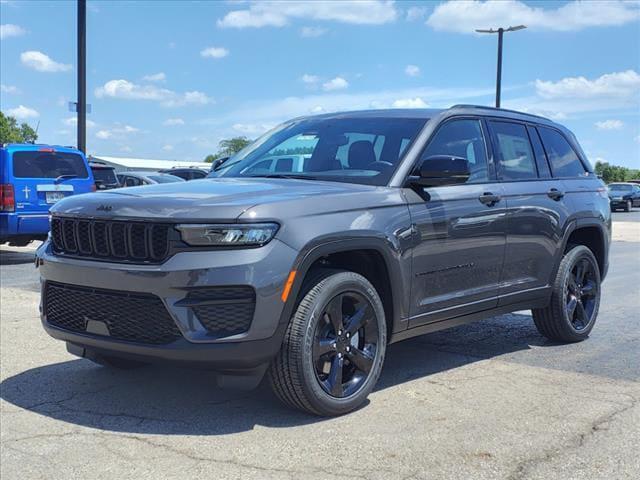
<box><xmin>1</xmin><ymin>144</ymin><xmax>95</xmax><ymax>246</ymax></box>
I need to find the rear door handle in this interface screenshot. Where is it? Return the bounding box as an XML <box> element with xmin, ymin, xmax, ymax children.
<box><xmin>479</xmin><ymin>192</ymin><xmax>501</xmax><ymax>206</ymax></box>
<box><xmin>547</xmin><ymin>188</ymin><xmax>565</xmax><ymax>201</ymax></box>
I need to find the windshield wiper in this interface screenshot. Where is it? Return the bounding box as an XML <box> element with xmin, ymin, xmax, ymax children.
<box><xmin>246</xmin><ymin>174</ymin><xmax>318</xmax><ymax>180</ymax></box>
<box><xmin>55</xmin><ymin>174</ymin><xmax>78</xmax><ymax>183</ymax></box>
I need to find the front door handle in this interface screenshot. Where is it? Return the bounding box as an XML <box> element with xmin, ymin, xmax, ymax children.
<box><xmin>547</xmin><ymin>188</ymin><xmax>565</xmax><ymax>201</ymax></box>
<box><xmin>479</xmin><ymin>192</ymin><xmax>501</xmax><ymax>206</ymax></box>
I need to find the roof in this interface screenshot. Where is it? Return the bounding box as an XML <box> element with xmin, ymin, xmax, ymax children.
<box><xmin>2</xmin><ymin>143</ymin><xmax>81</xmax><ymax>154</ymax></box>
<box><xmin>89</xmin><ymin>155</ymin><xmax>210</xmax><ymax>170</ymax></box>
<box><xmin>302</xmin><ymin>105</ymin><xmax>558</xmax><ymax>126</ymax></box>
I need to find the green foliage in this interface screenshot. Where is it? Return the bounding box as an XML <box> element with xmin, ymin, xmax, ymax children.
<box><xmin>0</xmin><ymin>111</ymin><xmax>38</xmax><ymax>144</ymax></box>
<box><xmin>204</xmin><ymin>136</ymin><xmax>252</xmax><ymax>162</ymax></box>
<box><xmin>594</xmin><ymin>161</ymin><xmax>640</xmax><ymax>183</ymax></box>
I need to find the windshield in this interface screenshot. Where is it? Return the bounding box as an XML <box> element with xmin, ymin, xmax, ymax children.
<box><xmin>147</xmin><ymin>174</ymin><xmax>185</xmax><ymax>183</ymax></box>
<box><xmin>12</xmin><ymin>151</ymin><xmax>89</xmax><ymax>179</ymax></box>
<box><xmin>210</xmin><ymin>116</ymin><xmax>427</xmax><ymax>186</ymax></box>
<box><xmin>92</xmin><ymin>167</ymin><xmax>118</xmax><ymax>184</ymax></box>
<box><xmin>608</xmin><ymin>184</ymin><xmax>632</xmax><ymax>191</ymax></box>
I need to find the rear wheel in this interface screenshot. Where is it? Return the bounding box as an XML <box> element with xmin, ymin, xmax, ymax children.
<box><xmin>532</xmin><ymin>245</ymin><xmax>601</xmax><ymax>342</ymax></box>
<box><xmin>268</xmin><ymin>270</ymin><xmax>387</xmax><ymax>416</ymax></box>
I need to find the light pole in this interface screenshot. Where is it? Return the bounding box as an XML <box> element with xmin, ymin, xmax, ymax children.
<box><xmin>77</xmin><ymin>0</ymin><xmax>86</xmax><ymax>153</ymax></box>
<box><xmin>476</xmin><ymin>25</ymin><xmax>526</xmax><ymax>108</ymax></box>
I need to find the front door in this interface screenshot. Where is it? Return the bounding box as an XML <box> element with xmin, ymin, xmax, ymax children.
<box><xmin>406</xmin><ymin>118</ymin><xmax>507</xmax><ymax>327</ymax></box>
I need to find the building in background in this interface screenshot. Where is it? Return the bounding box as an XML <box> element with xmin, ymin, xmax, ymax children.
<box><xmin>88</xmin><ymin>155</ymin><xmax>210</xmax><ymax>172</ymax></box>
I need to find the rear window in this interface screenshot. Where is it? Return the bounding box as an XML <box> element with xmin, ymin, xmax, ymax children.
<box><xmin>92</xmin><ymin>167</ymin><xmax>118</xmax><ymax>184</ymax></box>
<box><xmin>537</xmin><ymin>127</ymin><xmax>587</xmax><ymax>178</ymax></box>
<box><xmin>12</xmin><ymin>151</ymin><xmax>89</xmax><ymax>179</ymax></box>
<box><xmin>147</xmin><ymin>174</ymin><xmax>185</xmax><ymax>183</ymax></box>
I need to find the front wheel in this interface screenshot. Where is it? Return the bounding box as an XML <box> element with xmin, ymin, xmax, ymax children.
<box><xmin>532</xmin><ymin>245</ymin><xmax>601</xmax><ymax>342</ymax></box>
<box><xmin>269</xmin><ymin>270</ymin><xmax>387</xmax><ymax>416</ymax></box>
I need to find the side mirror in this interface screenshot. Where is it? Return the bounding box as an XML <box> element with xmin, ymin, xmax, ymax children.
<box><xmin>212</xmin><ymin>156</ymin><xmax>231</xmax><ymax>171</ymax></box>
<box><xmin>412</xmin><ymin>155</ymin><xmax>470</xmax><ymax>187</ymax></box>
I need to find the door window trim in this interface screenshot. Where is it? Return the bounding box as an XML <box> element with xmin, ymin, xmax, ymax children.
<box><xmin>486</xmin><ymin>118</ymin><xmax>542</xmax><ymax>182</ymax></box>
<box><xmin>534</xmin><ymin>124</ymin><xmax>591</xmax><ymax>178</ymax></box>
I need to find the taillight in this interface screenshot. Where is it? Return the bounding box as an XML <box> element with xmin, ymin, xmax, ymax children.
<box><xmin>0</xmin><ymin>184</ymin><xmax>15</xmax><ymax>212</ymax></box>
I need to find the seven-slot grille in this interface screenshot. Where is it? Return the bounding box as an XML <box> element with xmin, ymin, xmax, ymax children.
<box><xmin>51</xmin><ymin>217</ymin><xmax>171</xmax><ymax>263</ymax></box>
<box><xmin>44</xmin><ymin>281</ymin><xmax>183</xmax><ymax>345</ymax></box>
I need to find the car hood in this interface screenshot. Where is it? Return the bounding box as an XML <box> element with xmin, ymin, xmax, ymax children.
<box><xmin>50</xmin><ymin>177</ymin><xmax>381</xmax><ymax>221</ymax></box>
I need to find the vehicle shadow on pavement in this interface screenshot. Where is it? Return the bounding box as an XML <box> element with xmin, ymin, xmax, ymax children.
<box><xmin>0</xmin><ymin>249</ymin><xmax>36</xmax><ymax>266</ymax></box>
<box><xmin>1</xmin><ymin>313</ymin><xmax>549</xmax><ymax>434</ymax></box>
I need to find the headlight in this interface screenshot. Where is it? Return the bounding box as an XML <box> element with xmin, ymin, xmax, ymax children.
<box><xmin>176</xmin><ymin>223</ymin><xmax>279</xmax><ymax>247</ymax></box>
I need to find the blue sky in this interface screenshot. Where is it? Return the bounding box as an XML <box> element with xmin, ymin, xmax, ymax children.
<box><xmin>1</xmin><ymin>0</ymin><xmax>639</xmax><ymax>168</ymax></box>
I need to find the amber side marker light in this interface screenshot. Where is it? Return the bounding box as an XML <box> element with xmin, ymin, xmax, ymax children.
<box><xmin>281</xmin><ymin>270</ymin><xmax>297</xmax><ymax>302</ymax></box>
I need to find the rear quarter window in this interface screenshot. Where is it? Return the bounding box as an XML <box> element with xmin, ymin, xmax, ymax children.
<box><xmin>537</xmin><ymin>127</ymin><xmax>587</xmax><ymax>178</ymax></box>
<box><xmin>12</xmin><ymin>151</ymin><xmax>89</xmax><ymax>179</ymax></box>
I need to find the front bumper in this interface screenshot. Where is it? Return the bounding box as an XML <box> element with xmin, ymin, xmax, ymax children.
<box><xmin>36</xmin><ymin>238</ymin><xmax>298</xmax><ymax>368</ymax></box>
<box><xmin>609</xmin><ymin>199</ymin><xmax>630</xmax><ymax>208</ymax></box>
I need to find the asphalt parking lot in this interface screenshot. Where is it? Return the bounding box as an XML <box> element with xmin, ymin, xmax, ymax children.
<box><xmin>1</xmin><ymin>211</ymin><xmax>639</xmax><ymax>480</ymax></box>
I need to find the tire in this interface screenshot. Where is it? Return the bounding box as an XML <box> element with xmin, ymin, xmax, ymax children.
<box><xmin>86</xmin><ymin>352</ymin><xmax>147</xmax><ymax>369</ymax></box>
<box><xmin>624</xmin><ymin>200</ymin><xmax>632</xmax><ymax>212</ymax></box>
<box><xmin>268</xmin><ymin>270</ymin><xmax>387</xmax><ymax>416</ymax></box>
<box><xmin>532</xmin><ymin>245</ymin><xmax>601</xmax><ymax>342</ymax></box>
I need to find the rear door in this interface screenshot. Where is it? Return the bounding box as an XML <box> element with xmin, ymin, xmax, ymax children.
<box><xmin>10</xmin><ymin>149</ymin><xmax>92</xmax><ymax>214</ymax></box>
<box><xmin>486</xmin><ymin>120</ymin><xmax>571</xmax><ymax>304</ymax></box>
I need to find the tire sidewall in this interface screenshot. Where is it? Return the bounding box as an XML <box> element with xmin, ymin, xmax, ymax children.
<box><xmin>298</xmin><ymin>272</ymin><xmax>387</xmax><ymax>415</ymax></box>
<box><xmin>557</xmin><ymin>246</ymin><xmax>601</xmax><ymax>339</ymax></box>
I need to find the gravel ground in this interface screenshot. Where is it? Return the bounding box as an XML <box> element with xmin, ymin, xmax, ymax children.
<box><xmin>1</xmin><ymin>211</ymin><xmax>638</xmax><ymax>479</ymax></box>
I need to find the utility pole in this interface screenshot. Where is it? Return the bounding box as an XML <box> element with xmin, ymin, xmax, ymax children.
<box><xmin>77</xmin><ymin>0</ymin><xmax>86</xmax><ymax>153</ymax></box>
<box><xmin>476</xmin><ymin>25</ymin><xmax>526</xmax><ymax>108</ymax></box>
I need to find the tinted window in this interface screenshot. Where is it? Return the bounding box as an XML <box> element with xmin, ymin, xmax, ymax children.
<box><xmin>527</xmin><ymin>126</ymin><xmax>551</xmax><ymax>178</ymax></box>
<box><xmin>420</xmin><ymin>119</ymin><xmax>488</xmax><ymax>183</ymax></box>
<box><xmin>490</xmin><ymin>121</ymin><xmax>537</xmax><ymax>180</ymax></box>
<box><xmin>538</xmin><ymin>127</ymin><xmax>587</xmax><ymax>178</ymax></box>
<box><xmin>608</xmin><ymin>184</ymin><xmax>632</xmax><ymax>192</ymax></box>
<box><xmin>275</xmin><ymin>157</ymin><xmax>294</xmax><ymax>172</ymax></box>
<box><xmin>216</xmin><ymin>117</ymin><xmax>427</xmax><ymax>186</ymax></box>
<box><xmin>191</xmin><ymin>170</ymin><xmax>206</xmax><ymax>179</ymax></box>
<box><xmin>12</xmin><ymin>152</ymin><xmax>89</xmax><ymax>179</ymax></box>
<box><xmin>92</xmin><ymin>168</ymin><xmax>118</xmax><ymax>184</ymax></box>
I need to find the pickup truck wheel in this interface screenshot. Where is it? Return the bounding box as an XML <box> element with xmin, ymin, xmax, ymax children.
<box><xmin>268</xmin><ymin>270</ymin><xmax>387</xmax><ymax>416</ymax></box>
<box><xmin>532</xmin><ymin>245</ymin><xmax>601</xmax><ymax>342</ymax></box>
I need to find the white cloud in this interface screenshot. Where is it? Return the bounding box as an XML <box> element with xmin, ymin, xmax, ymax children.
<box><xmin>163</xmin><ymin>118</ymin><xmax>185</xmax><ymax>126</ymax></box>
<box><xmin>301</xmin><ymin>73</ymin><xmax>320</xmax><ymax>84</ymax></box>
<box><xmin>392</xmin><ymin>97</ymin><xmax>429</xmax><ymax>108</ymax></box>
<box><xmin>120</xmin><ymin>146</ymin><xmax>132</xmax><ymax>153</ymax></box>
<box><xmin>6</xmin><ymin>105</ymin><xmax>39</xmax><ymax>120</ymax></box>
<box><xmin>300</xmin><ymin>26</ymin><xmax>327</xmax><ymax>37</ymax></box>
<box><xmin>63</xmin><ymin>117</ymin><xmax>97</xmax><ymax>128</ymax></box>
<box><xmin>142</xmin><ymin>72</ymin><xmax>166</xmax><ymax>82</ymax></box>
<box><xmin>0</xmin><ymin>23</ymin><xmax>26</xmax><ymax>39</ymax></box>
<box><xmin>96</xmin><ymin>130</ymin><xmax>112</xmax><ymax>140</ymax></box>
<box><xmin>232</xmin><ymin>123</ymin><xmax>274</xmax><ymax>135</ymax></box>
<box><xmin>535</xmin><ymin>70</ymin><xmax>640</xmax><ymax>100</ymax></box>
<box><xmin>427</xmin><ymin>0</ymin><xmax>640</xmax><ymax>34</ymax></box>
<box><xmin>0</xmin><ymin>84</ymin><xmax>20</xmax><ymax>94</ymax></box>
<box><xmin>20</xmin><ymin>50</ymin><xmax>72</xmax><ymax>72</ymax></box>
<box><xmin>406</xmin><ymin>6</ymin><xmax>428</xmax><ymax>22</ymax></box>
<box><xmin>162</xmin><ymin>144</ymin><xmax>174</xmax><ymax>151</ymax></box>
<box><xmin>95</xmin><ymin>79</ymin><xmax>213</xmax><ymax>107</ymax></box>
<box><xmin>217</xmin><ymin>0</ymin><xmax>398</xmax><ymax>28</ymax></box>
<box><xmin>322</xmin><ymin>76</ymin><xmax>349</xmax><ymax>91</ymax></box>
<box><xmin>595</xmin><ymin>120</ymin><xmax>624</xmax><ymax>130</ymax></box>
<box><xmin>405</xmin><ymin>65</ymin><xmax>420</xmax><ymax>77</ymax></box>
<box><xmin>95</xmin><ymin>124</ymin><xmax>138</xmax><ymax>140</ymax></box>
<box><xmin>200</xmin><ymin>46</ymin><xmax>229</xmax><ymax>58</ymax></box>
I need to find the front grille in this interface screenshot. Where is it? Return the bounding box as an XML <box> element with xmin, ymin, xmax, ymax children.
<box><xmin>44</xmin><ymin>282</ymin><xmax>182</xmax><ymax>345</ymax></box>
<box><xmin>185</xmin><ymin>286</ymin><xmax>255</xmax><ymax>337</ymax></box>
<box><xmin>51</xmin><ymin>217</ymin><xmax>171</xmax><ymax>263</ymax></box>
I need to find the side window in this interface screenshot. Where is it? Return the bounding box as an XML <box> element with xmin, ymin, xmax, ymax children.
<box><xmin>420</xmin><ymin>119</ymin><xmax>488</xmax><ymax>183</ymax></box>
<box><xmin>275</xmin><ymin>157</ymin><xmax>294</xmax><ymax>172</ymax></box>
<box><xmin>527</xmin><ymin>125</ymin><xmax>551</xmax><ymax>178</ymax></box>
<box><xmin>490</xmin><ymin>121</ymin><xmax>538</xmax><ymax>180</ymax></box>
<box><xmin>537</xmin><ymin>127</ymin><xmax>587</xmax><ymax>178</ymax></box>
<box><xmin>244</xmin><ymin>159</ymin><xmax>272</xmax><ymax>174</ymax></box>
<box><xmin>124</xmin><ymin>176</ymin><xmax>140</xmax><ymax>187</ymax></box>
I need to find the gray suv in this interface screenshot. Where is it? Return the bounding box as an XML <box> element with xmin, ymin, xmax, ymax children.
<box><xmin>36</xmin><ymin>105</ymin><xmax>610</xmax><ymax>416</ymax></box>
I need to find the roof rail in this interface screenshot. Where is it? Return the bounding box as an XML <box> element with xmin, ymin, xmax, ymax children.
<box><xmin>449</xmin><ymin>104</ymin><xmax>551</xmax><ymax>121</ymax></box>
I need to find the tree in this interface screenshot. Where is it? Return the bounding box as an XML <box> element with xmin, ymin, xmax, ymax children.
<box><xmin>595</xmin><ymin>160</ymin><xmax>640</xmax><ymax>183</ymax></box>
<box><xmin>204</xmin><ymin>136</ymin><xmax>251</xmax><ymax>162</ymax></box>
<box><xmin>0</xmin><ymin>111</ymin><xmax>38</xmax><ymax>144</ymax></box>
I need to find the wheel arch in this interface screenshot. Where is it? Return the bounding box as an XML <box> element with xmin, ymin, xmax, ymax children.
<box><xmin>556</xmin><ymin>219</ymin><xmax>609</xmax><ymax>281</ymax></box>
